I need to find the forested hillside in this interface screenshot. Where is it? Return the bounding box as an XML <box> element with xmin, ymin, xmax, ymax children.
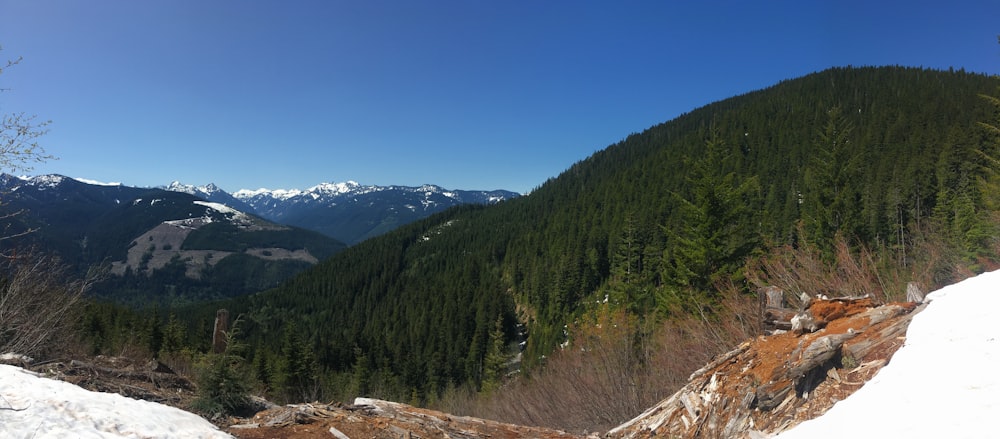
<box><xmin>196</xmin><ymin>67</ymin><xmax>999</xmax><ymax>406</ymax></box>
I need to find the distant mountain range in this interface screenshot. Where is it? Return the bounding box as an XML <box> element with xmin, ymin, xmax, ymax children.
<box><xmin>165</xmin><ymin>181</ymin><xmax>520</xmax><ymax>244</ymax></box>
<box><xmin>0</xmin><ymin>174</ymin><xmax>345</xmax><ymax>305</ymax></box>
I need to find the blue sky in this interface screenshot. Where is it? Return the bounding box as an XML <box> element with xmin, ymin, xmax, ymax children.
<box><xmin>1</xmin><ymin>1</ymin><xmax>998</xmax><ymax>194</ymax></box>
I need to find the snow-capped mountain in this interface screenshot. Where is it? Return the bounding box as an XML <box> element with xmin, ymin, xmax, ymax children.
<box><xmin>172</xmin><ymin>181</ymin><xmax>519</xmax><ymax>245</ymax></box>
<box><xmin>164</xmin><ymin>181</ymin><xmax>253</xmax><ymax>213</ymax></box>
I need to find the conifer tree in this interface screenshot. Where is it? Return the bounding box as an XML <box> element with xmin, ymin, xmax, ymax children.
<box><xmin>274</xmin><ymin>323</ymin><xmax>319</xmax><ymax>402</ymax></box>
<box><xmin>160</xmin><ymin>313</ymin><xmax>186</xmax><ymax>355</ymax></box>
<box><xmin>662</xmin><ymin>132</ymin><xmax>761</xmax><ymax>299</ymax></box>
<box><xmin>802</xmin><ymin>107</ymin><xmax>861</xmax><ymax>251</ymax></box>
<box><xmin>480</xmin><ymin>316</ymin><xmax>508</xmax><ymax>394</ymax></box>
<box><xmin>192</xmin><ymin>318</ymin><xmax>253</xmax><ymax>416</ymax></box>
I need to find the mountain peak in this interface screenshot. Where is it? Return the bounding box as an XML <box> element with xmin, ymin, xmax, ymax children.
<box><xmin>166</xmin><ymin>181</ymin><xmax>223</xmax><ymax>196</ymax></box>
<box><xmin>308</xmin><ymin>180</ymin><xmax>361</xmax><ymax>195</ymax></box>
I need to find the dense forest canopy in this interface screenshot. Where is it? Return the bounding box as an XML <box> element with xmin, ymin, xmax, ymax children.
<box><xmin>90</xmin><ymin>66</ymin><xmax>1000</xmax><ymax>406</ymax></box>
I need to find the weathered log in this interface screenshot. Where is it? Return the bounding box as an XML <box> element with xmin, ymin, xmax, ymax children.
<box><xmin>688</xmin><ymin>341</ymin><xmax>751</xmax><ymax>381</ymax></box>
<box><xmin>66</xmin><ymin>359</ymin><xmax>193</xmax><ymax>390</ymax></box>
<box><xmin>755</xmin><ymin>379</ymin><xmax>794</xmax><ymax>411</ymax></box>
<box><xmin>788</xmin><ymin>332</ymin><xmax>857</xmax><ymax>378</ymax></box>
<box><xmin>212</xmin><ymin>309</ymin><xmax>229</xmax><ymax>354</ymax></box>
<box><xmin>906</xmin><ymin>282</ymin><xmax>925</xmax><ymax>303</ymax></box>
<box><xmin>762</xmin><ymin>286</ymin><xmax>785</xmax><ymax>309</ymax></box>
<box><xmin>763</xmin><ymin>307</ymin><xmax>798</xmax><ymax>331</ymax></box>
<box><xmin>842</xmin><ymin>304</ymin><xmax>923</xmax><ymax>361</ymax></box>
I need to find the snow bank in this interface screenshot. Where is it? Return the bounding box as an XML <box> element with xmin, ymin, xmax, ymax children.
<box><xmin>0</xmin><ymin>365</ymin><xmax>231</xmax><ymax>438</ymax></box>
<box><xmin>776</xmin><ymin>270</ymin><xmax>1000</xmax><ymax>439</ymax></box>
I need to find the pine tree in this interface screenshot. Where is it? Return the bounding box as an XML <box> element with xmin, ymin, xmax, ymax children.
<box><xmin>480</xmin><ymin>315</ymin><xmax>508</xmax><ymax>394</ymax></box>
<box><xmin>662</xmin><ymin>132</ymin><xmax>761</xmax><ymax>296</ymax></box>
<box><xmin>274</xmin><ymin>323</ymin><xmax>319</xmax><ymax>402</ymax></box>
<box><xmin>802</xmin><ymin>106</ymin><xmax>861</xmax><ymax>251</ymax></box>
<box><xmin>160</xmin><ymin>313</ymin><xmax>186</xmax><ymax>355</ymax></box>
<box><xmin>191</xmin><ymin>318</ymin><xmax>253</xmax><ymax>416</ymax></box>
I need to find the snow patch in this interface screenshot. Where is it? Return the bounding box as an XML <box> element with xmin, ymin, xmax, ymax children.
<box><xmin>75</xmin><ymin>177</ymin><xmax>121</xmax><ymax>186</ymax></box>
<box><xmin>21</xmin><ymin>174</ymin><xmax>64</xmax><ymax>188</ymax></box>
<box><xmin>0</xmin><ymin>364</ymin><xmax>231</xmax><ymax>438</ymax></box>
<box><xmin>0</xmin><ymin>353</ymin><xmax>33</xmax><ymax>363</ymax></box>
<box><xmin>194</xmin><ymin>200</ymin><xmax>239</xmax><ymax>215</ymax></box>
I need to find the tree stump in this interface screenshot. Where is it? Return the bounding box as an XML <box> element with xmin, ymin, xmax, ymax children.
<box><xmin>212</xmin><ymin>309</ymin><xmax>229</xmax><ymax>354</ymax></box>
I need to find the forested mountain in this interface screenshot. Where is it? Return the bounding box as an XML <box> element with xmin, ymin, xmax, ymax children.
<box><xmin>211</xmin><ymin>67</ymin><xmax>999</xmax><ymax>404</ymax></box>
<box><xmin>0</xmin><ymin>174</ymin><xmax>346</xmax><ymax>306</ymax></box>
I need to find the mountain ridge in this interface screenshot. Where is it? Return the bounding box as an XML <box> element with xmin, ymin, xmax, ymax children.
<box><xmin>165</xmin><ymin>179</ymin><xmax>520</xmax><ymax>244</ymax></box>
<box><xmin>0</xmin><ymin>173</ymin><xmax>347</xmax><ymax>306</ymax></box>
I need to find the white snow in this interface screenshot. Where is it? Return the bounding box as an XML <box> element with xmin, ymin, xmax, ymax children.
<box><xmin>234</xmin><ymin>180</ymin><xmax>365</xmax><ymax>201</ymax></box>
<box><xmin>166</xmin><ymin>181</ymin><xmax>220</xmax><ymax>195</ymax></box>
<box><xmin>775</xmin><ymin>269</ymin><xmax>1000</xmax><ymax>439</ymax></box>
<box><xmin>0</xmin><ymin>353</ymin><xmax>33</xmax><ymax>363</ymax></box>
<box><xmin>308</xmin><ymin>181</ymin><xmax>360</xmax><ymax>196</ymax></box>
<box><xmin>194</xmin><ymin>200</ymin><xmax>239</xmax><ymax>215</ymax></box>
<box><xmin>235</xmin><ymin>187</ymin><xmax>304</xmax><ymax>201</ymax></box>
<box><xmin>20</xmin><ymin>174</ymin><xmax>64</xmax><ymax>188</ymax></box>
<box><xmin>75</xmin><ymin>177</ymin><xmax>122</xmax><ymax>186</ymax></box>
<box><xmin>0</xmin><ymin>364</ymin><xmax>231</xmax><ymax>438</ymax></box>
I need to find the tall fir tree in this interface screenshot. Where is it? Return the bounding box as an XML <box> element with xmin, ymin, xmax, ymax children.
<box><xmin>802</xmin><ymin>106</ymin><xmax>861</xmax><ymax>252</ymax></box>
<box><xmin>662</xmin><ymin>132</ymin><xmax>761</xmax><ymax>301</ymax></box>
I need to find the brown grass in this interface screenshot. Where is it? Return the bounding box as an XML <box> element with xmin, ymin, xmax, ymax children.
<box><xmin>442</xmin><ymin>284</ymin><xmax>759</xmax><ymax>434</ymax></box>
<box><xmin>747</xmin><ymin>230</ymin><xmax>972</xmax><ymax>307</ymax></box>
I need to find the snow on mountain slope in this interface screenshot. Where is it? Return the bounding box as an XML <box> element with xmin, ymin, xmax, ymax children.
<box><xmin>167</xmin><ymin>181</ymin><xmax>227</xmax><ymax>197</ymax></box>
<box><xmin>230</xmin><ymin>181</ymin><xmax>516</xmax><ymax>208</ymax></box>
<box><xmin>0</xmin><ymin>364</ymin><xmax>231</xmax><ymax>438</ymax></box>
<box><xmin>775</xmin><ymin>270</ymin><xmax>1000</xmax><ymax>439</ymax></box>
<box><xmin>226</xmin><ymin>180</ymin><xmax>520</xmax><ymax>244</ymax></box>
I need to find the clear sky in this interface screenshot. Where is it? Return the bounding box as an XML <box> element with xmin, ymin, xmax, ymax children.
<box><xmin>1</xmin><ymin>1</ymin><xmax>998</xmax><ymax>194</ymax></box>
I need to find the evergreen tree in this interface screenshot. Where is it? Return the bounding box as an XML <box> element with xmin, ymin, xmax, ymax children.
<box><xmin>273</xmin><ymin>323</ymin><xmax>319</xmax><ymax>402</ymax></box>
<box><xmin>160</xmin><ymin>312</ymin><xmax>186</xmax><ymax>355</ymax></box>
<box><xmin>349</xmin><ymin>346</ymin><xmax>371</xmax><ymax>398</ymax></box>
<box><xmin>662</xmin><ymin>132</ymin><xmax>761</xmax><ymax>297</ymax></box>
<box><xmin>480</xmin><ymin>316</ymin><xmax>508</xmax><ymax>394</ymax></box>
<box><xmin>802</xmin><ymin>106</ymin><xmax>861</xmax><ymax>251</ymax></box>
<box><xmin>191</xmin><ymin>318</ymin><xmax>253</xmax><ymax>417</ymax></box>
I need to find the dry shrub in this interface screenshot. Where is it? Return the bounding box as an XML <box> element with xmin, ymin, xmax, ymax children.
<box><xmin>0</xmin><ymin>251</ymin><xmax>94</xmax><ymax>361</ymax></box>
<box><xmin>452</xmin><ymin>286</ymin><xmax>759</xmax><ymax>434</ymax></box>
<box><xmin>747</xmin><ymin>236</ymin><xmax>891</xmax><ymax>305</ymax></box>
<box><xmin>748</xmin><ymin>229</ymin><xmax>971</xmax><ymax>306</ymax></box>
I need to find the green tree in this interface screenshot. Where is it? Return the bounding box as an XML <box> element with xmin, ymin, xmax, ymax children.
<box><xmin>348</xmin><ymin>346</ymin><xmax>371</xmax><ymax>398</ymax></box>
<box><xmin>480</xmin><ymin>316</ymin><xmax>508</xmax><ymax>394</ymax></box>
<box><xmin>274</xmin><ymin>323</ymin><xmax>319</xmax><ymax>402</ymax></box>
<box><xmin>191</xmin><ymin>318</ymin><xmax>253</xmax><ymax>417</ymax></box>
<box><xmin>802</xmin><ymin>107</ymin><xmax>861</xmax><ymax>251</ymax></box>
<box><xmin>662</xmin><ymin>132</ymin><xmax>761</xmax><ymax>297</ymax></box>
<box><xmin>160</xmin><ymin>313</ymin><xmax>187</xmax><ymax>355</ymax></box>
